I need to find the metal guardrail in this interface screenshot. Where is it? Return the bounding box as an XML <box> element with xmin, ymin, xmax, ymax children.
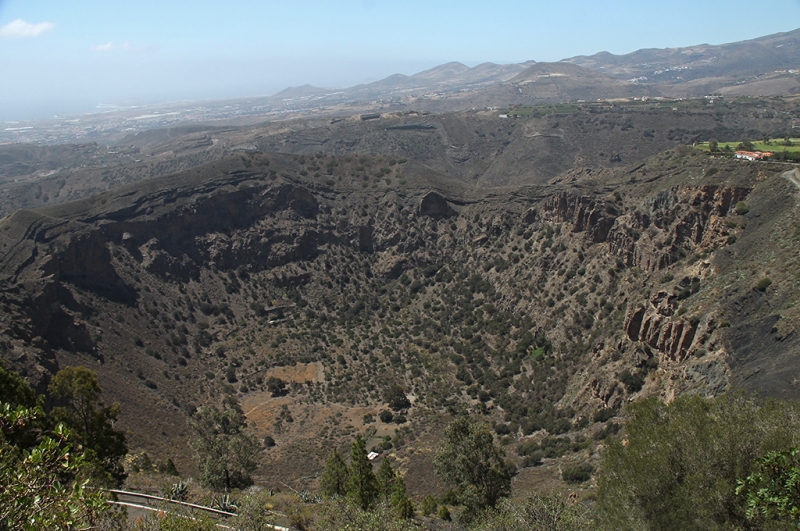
<box><xmin>104</xmin><ymin>489</ymin><xmax>290</xmax><ymax>531</ymax></box>
<box><xmin>107</xmin><ymin>489</ymin><xmax>238</xmax><ymax>518</ymax></box>
<box><xmin>107</xmin><ymin>500</ymin><xmax>235</xmax><ymax>529</ymax></box>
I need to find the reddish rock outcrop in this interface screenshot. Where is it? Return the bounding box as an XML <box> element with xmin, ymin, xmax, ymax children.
<box><xmin>540</xmin><ymin>192</ymin><xmax>617</xmax><ymax>243</ymax></box>
<box><xmin>623</xmin><ymin>280</ymin><xmax>708</xmax><ymax>362</ymax></box>
<box><xmin>607</xmin><ymin>185</ymin><xmax>750</xmax><ymax>271</ymax></box>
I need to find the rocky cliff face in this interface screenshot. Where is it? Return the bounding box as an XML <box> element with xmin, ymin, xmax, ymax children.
<box><xmin>606</xmin><ymin>185</ymin><xmax>751</xmax><ymax>271</ymax></box>
<box><xmin>540</xmin><ymin>192</ymin><xmax>617</xmax><ymax>243</ymax></box>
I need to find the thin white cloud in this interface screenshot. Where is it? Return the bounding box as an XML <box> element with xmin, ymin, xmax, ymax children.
<box><xmin>92</xmin><ymin>41</ymin><xmax>148</xmax><ymax>52</ymax></box>
<box><xmin>0</xmin><ymin>19</ymin><xmax>55</xmax><ymax>39</ymax></box>
<box><xmin>92</xmin><ymin>41</ymin><xmax>114</xmax><ymax>52</ymax></box>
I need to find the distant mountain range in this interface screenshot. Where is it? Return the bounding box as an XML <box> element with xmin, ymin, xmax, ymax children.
<box><xmin>271</xmin><ymin>60</ymin><xmax>533</xmax><ymax>103</ymax></box>
<box><xmin>563</xmin><ymin>27</ymin><xmax>800</xmax><ymax>97</ymax></box>
<box><xmin>5</xmin><ymin>27</ymin><xmax>799</xmax><ymax>146</ymax></box>
<box><xmin>268</xmin><ymin>27</ymin><xmax>800</xmax><ymax>109</ymax></box>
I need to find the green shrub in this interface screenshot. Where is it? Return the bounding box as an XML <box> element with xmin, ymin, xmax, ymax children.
<box><xmin>494</xmin><ymin>423</ymin><xmax>511</xmax><ymax>435</ymax></box>
<box><xmin>522</xmin><ymin>451</ymin><xmax>543</xmax><ymax>468</ymax></box>
<box><xmin>562</xmin><ymin>463</ymin><xmax>594</xmax><ymax>484</ymax></box>
<box><xmin>619</xmin><ymin>369</ymin><xmax>644</xmax><ymax>393</ymax></box>
<box><xmin>593</xmin><ymin>408</ymin><xmax>617</xmax><ymax>423</ymax></box>
<box><xmin>756</xmin><ymin>277</ymin><xmax>772</xmax><ymax>291</ymax></box>
<box><xmin>420</xmin><ymin>494</ymin><xmax>437</xmax><ymax>516</ymax></box>
<box><xmin>132</xmin><ymin>510</ymin><xmax>216</xmax><ymax>530</ymax></box>
<box><xmin>735</xmin><ymin>201</ymin><xmax>750</xmax><ymax>215</ymax></box>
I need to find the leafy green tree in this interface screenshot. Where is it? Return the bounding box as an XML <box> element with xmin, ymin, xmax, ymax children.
<box><xmin>384</xmin><ymin>384</ymin><xmax>411</xmax><ymax>410</ymax></box>
<box><xmin>0</xmin><ymin>362</ymin><xmax>49</xmax><ymax>450</ymax></box>
<box><xmin>0</xmin><ymin>361</ymin><xmax>38</xmax><ymax>408</ymax></box>
<box><xmin>265</xmin><ymin>376</ymin><xmax>286</xmax><ymax>397</ymax></box>
<box><xmin>376</xmin><ymin>457</ymin><xmax>397</xmax><ymax>500</ymax></box>
<box><xmin>0</xmin><ymin>403</ymin><xmax>120</xmax><ymax>531</ymax></box>
<box><xmin>596</xmin><ymin>394</ymin><xmax>800</xmax><ymax>531</ymax></box>
<box><xmin>737</xmin><ymin>140</ymin><xmax>756</xmax><ymax>151</ymax></box>
<box><xmin>320</xmin><ymin>448</ymin><xmax>349</xmax><ymax>497</ymax></box>
<box><xmin>187</xmin><ymin>403</ymin><xmax>260</xmax><ymax>491</ymax></box>
<box><xmin>737</xmin><ymin>447</ymin><xmax>800</xmax><ymax>525</ymax></box>
<box><xmin>435</xmin><ymin>417</ymin><xmax>511</xmax><ymax>519</ymax></box>
<box><xmin>345</xmin><ymin>434</ymin><xmax>378</xmax><ymax>509</ymax></box>
<box><xmin>48</xmin><ymin>366</ymin><xmax>127</xmax><ymax>485</ymax></box>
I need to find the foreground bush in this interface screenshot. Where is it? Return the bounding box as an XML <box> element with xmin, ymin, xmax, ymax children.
<box><xmin>0</xmin><ymin>404</ymin><xmax>122</xmax><ymax>531</ymax></box>
<box><xmin>596</xmin><ymin>393</ymin><xmax>800</xmax><ymax>530</ymax></box>
<box><xmin>470</xmin><ymin>494</ymin><xmax>591</xmax><ymax>531</ymax></box>
<box><xmin>130</xmin><ymin>509</ymin><xmax>216</xmax><ymax>531</ymax></box>
<box><xmin>314</xmin><ymin>498</ymin><xmax>419</xmax><ymax>531</ymax></box>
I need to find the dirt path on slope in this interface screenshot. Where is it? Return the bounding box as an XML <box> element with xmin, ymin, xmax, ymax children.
<box><xmin>783</xmin><ymin>168</ymin><xmax>800</xmax><ymax>189</ymax></box>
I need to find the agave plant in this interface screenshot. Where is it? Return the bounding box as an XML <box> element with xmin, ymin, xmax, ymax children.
<box><xmin>298</xmin><ymin>490</ymin><xmax>322</xmax><ymax>504</ymax></box>
<box><xmin>168</xmin><ymin>480</ymin><xmax>189</xmax><ymax>502</ymax></box>
<box><xmin>212</xmin><ymin>494</ymin><xmax>238</xmax><ymax>513</ymax></box>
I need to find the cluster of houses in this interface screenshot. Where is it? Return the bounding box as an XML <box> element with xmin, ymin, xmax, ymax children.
<box><xmin>734</xmin><ymin>150</ymin><xmax>773</xmax><ymax>161</ymax></box>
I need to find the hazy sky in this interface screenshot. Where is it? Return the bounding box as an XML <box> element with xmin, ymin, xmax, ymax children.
<box><xmin>2</xmin><ymin>0</ymin><xmax>800</xmax><ymax>121</ymax></box>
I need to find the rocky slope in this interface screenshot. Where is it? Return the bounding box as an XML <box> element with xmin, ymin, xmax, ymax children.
<box><xmin>1</xmin><ymin>142</ymin><xmax>799</xmax><ymax>493</ymax></box>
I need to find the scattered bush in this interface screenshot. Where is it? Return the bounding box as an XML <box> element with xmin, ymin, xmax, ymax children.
<box><xmin>494</xmin><ymin>423</ymin><xmax>511</xmax><ymax>435</ymax></box>
<box><xmin>593</xmin><ymin>408</ymin><xmax>618</xmax><ymax>423</ymax></box>
<box><xmin>619</xmin><ymin>369</ymin><xmax>644</xmax><ymax>393</ymax></box>
<box><xmin>562</xmin><ymin>463</ymin><xmax>594</xmax><ymax>484</ymax></box>
<box><xmin>266</xmin><ymin>376</ymin><xmax>286</xmax><ymax>397</ymax></box>
<box><xmin>756</xmin><ymin>277</ymin><xmax>772</xmax><ymax>292</ymax></box>
<box><xmin>522</xmin><ymin>451</ymin><xmax>543</xmax><ymax>468</ymax></box>
<box><xmin>735</xmin><ymin>201</ymin><xmax>750</xmax><ymax>215</ymax></box>
<box><xmin>420</xmin><ymin>495</ymin><xmax>437</xmax><ymax>516</ymax></box>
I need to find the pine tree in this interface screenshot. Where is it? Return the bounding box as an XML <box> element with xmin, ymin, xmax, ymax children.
<box><xmin>345</xmin><ymin>434</ymin><xmax>378</xmax><ymax>509</ymax></box>
<box><xmin>390</xmin><ymin>475</ymin><xmax>415</xmax><ymax>519</ymax></box>
<box><xmin>376</xmin><ymin>457</ymin><xmax>397</xmax><ymax>500</ymax></box>
<box><xmin>320</xmin><ymin>448</ymin><xmax>349</xmax><ymax>497</ymax></box>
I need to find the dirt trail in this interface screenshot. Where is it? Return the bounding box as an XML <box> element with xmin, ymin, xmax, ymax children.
<box><xmin>783</xmin><ymin>168</ymin><xmax>800</xmax><ymax>189</ymax></box>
